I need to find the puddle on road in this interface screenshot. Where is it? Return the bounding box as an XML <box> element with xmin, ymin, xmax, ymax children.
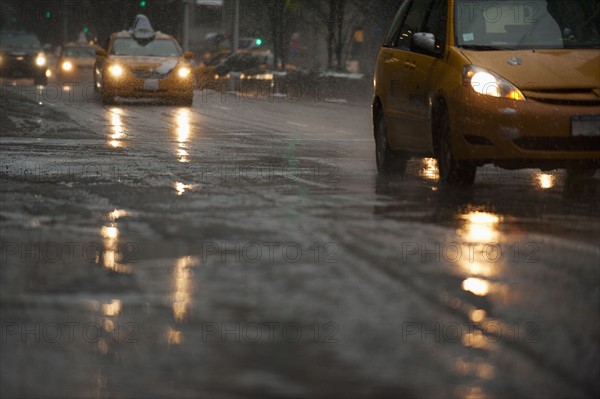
<box><xmin>107</xmin><ymin>108</ymin><xmax>127</xmax><ymax>148</ymax></box>
<box><xmin>174</xmin><ymin>109</ymin><xmax>193</xmax><ymax>163</ymax></box>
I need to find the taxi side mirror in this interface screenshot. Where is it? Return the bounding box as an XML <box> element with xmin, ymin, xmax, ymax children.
<box><xmin>184</xmin><ymin>51</ymin><xmax>195</xmax><ymax>60</ymax></box>
<box><xmin>411</xmin><ymin>33</ymin><xmax>443</xmax><ymax>58</ymax></box>
<box><xmin>96</xmin><ymin>49</ymin><xmax>107</xmax><ymax>58</ymax></box>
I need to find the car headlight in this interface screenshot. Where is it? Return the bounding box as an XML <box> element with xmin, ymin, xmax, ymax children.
<box><xmin>61</xmin><ymin>61</ymin><xmax>73</xmax><ymax>72</ymax></box>
<box><xmin>254</xmin><ymin>73</ymin><xmax>274</xmax><ymax>80</ymax></box>
<box><xmin>35</xmin><ymin>53</ymin><xmax>47</xmax><ymax>67</ymax></box>
<box><xmin>108</xmin><ymin>64</ymin><xmax>124</xmax><ymax>78</ymax></box>
<box><xmin>463</xmin><ymin>66</ymin><xmax>525</xmax><ymax>101</ymax></box>
<box><xmin>177</xmin><ymin>66</ymin><xmax>191</xmax><ymax>78</ymax></box>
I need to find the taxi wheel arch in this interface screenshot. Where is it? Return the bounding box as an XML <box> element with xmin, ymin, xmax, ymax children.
<box><xmin>432</xmin><ymin>98</ymin><xmax>476</xmax><ymax>185</ymax></box>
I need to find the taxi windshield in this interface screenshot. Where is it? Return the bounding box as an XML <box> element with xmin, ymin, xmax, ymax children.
<box><xmin>454</xmin><ymin>0</ymin><xmax>600</xmax><ymax>50</ymax></box>
<box><xmin>64</xmin><ymin>47</ymin><xmax>96</xmax><ymax>58</ymax></box>
<box><xmin>111</xmin><ymin>38</ymin><xmax>182</xmax><ymax>57</ymax></box>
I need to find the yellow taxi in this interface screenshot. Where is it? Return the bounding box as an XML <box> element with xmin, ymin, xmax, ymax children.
<box><xmin>373</xmin><ymin>0</ymin><xmax>600</xmax><ymax>184</ymax></box>
<box><xmin>95</xmin><ymin>16</ymin><xmax>195</xmax><ymax>106</ymax></box>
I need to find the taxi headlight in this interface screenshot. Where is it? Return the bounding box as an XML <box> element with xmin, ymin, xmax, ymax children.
<box><xmin>61</xmin><ymin>61</ymin><xmax>73</xmax><ymax>72</ymax></box>
<box><xmin>178</xmin><ymin>67</ymin><xmax>191</xmax><ymax>79</ymax></box>
<box><xmin>463</xmin><ymin>66</ymin><xmax>525</xmax><ymax>101</ymax></box>
<box><xmin>35</xmin><ymin>53</ymin><xmax>47</xmax><ymax>67</ymax></box>
<box><xmin>108</xmin><ymin>64</ymin><xmax>124</xmax><ymax>78</ymax></box>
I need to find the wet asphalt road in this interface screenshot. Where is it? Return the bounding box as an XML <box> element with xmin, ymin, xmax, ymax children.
<box><xmin>1</xmin><ymin>79</ymin><xmax>599</xmax><ymax>398</ymax></box>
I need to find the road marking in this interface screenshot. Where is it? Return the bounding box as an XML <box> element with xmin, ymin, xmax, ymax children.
<box><xmin>287</xmin><ymin>121</ymin><xmax>308</xmax><ymax>128</ymax></box>
<box><xmin>285</xmin><ymin>174</ymin><xmax>331</xmax><ymax>189</ymax></box>
<box><xmin>212</xmin><ymin>105</ymin><xmax>232</xmax><ymax>111</ymax></box>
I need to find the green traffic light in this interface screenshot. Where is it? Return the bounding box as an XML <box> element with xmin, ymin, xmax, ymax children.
<box><xmin>140</xmin><ymin>0</ymin><xmax>147</xmax><ymax>7</ymax></box>
<box><xmin>255</xmin><ymin>38</ymin><xmax>262</xmax><ymax>46</ymax></box>
<box><xmin>45</xmin><ymin>11</ymin><xmax>51</xmax><ymax>18</ymax></box>
<box><xmin>83</xmin><ymin>27</ymin><xmax>89</xmax><ymax>34</ymax></box>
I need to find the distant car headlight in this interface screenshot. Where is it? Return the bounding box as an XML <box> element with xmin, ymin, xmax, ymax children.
<box><xmin>253</xmin><ymin>73</ymin><xmax>274</xmax><ymax>81</ymax></box>
<box><xmin>35</xmin><ymin>53</ymin><xmax>47</xmax><ymax>67</ymax></box>
<box><xmin>463</xmin><ymin>66</ymin><xmax>525</xmax><ymax>101</ymax></box>
<box><xmin>108</xmin><ymin>64</ymin><xmax>124</xmax><ymax>78</ymax></box>
<box><xmin>177</xmin><ymin>66</ymin><xmax>191</xmax><ymax>78</ymax></box>
<box><xmin>61</xmin><ymin>61</ymin><xmax>73</xmax><ymax>72</ymax></box>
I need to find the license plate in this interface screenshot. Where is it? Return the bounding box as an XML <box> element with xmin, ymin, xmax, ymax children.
<box><xmin>143</xmin><ymin>79</ymin><xmax>159</xmax><ymax>91</ymax></box>
<box><xmin>572</xmin><ymin>115</ymin><xmax>600</xmax><ymax>137</ymax></box>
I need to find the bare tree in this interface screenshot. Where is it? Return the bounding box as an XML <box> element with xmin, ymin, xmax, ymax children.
<box><xmin>304</xmin><ymin>0</ymin><xmax>365</xmax><ymax>71</ymax></box>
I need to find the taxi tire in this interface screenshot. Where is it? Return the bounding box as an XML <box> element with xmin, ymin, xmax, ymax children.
<box><xmin>34</xmin><ymin>74</ymin><xmax>47</xmax><ymax>86</ymax></box>
<box><xmin>375</xmin><ymin>110</ymin><xmax>408</xmax><ymax>175</ymax></box>
<box><xmin>174</xmin><ymin>96</ymin><xmax>193</xmax><ymax>107</ymax></box>
<box><xmin>437</xmin><ymin>109</ymin><xmax>476</xmax><ymax>186</ymax></box>
<box><xmin>101</xmin><ymin>90</ymin><xmax>115</xmax><ymax>105</ymax></box>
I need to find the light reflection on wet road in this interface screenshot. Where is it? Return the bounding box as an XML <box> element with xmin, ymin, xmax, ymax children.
<box><xmin>1</xmin><ymin>81</ymin><xmax>598</xmax><ymax>398</ymax></box>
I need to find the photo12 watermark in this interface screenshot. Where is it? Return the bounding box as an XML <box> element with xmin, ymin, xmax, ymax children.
<box><xmin>198</xmin><ymin>241</ymin><xmax>340</xmax><ymax>264</ymax></box>
<box><xmin>1</xmin><ymin>321</ymin><xmax>139</xmax><ymax>344</ymax></box>
<box><xmin>401</xmin><ymin>321</ymin><xmax>540</xmax><ymax>345</ymax></box>
<box><xmin>200</xmin><ymin>322</ymin><xmax>340</xmax><ymax>344</ymax></box>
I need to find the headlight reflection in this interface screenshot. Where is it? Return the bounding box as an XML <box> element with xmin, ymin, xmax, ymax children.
<box><xmin>108</xmin><ymin>108</ymin><xmax>126</xmax><ymax>148</ymax></box>
<box><xmin>175</xmin><ymin>109</ymin><xmax>191</xmax><ymax>163</ymax></box>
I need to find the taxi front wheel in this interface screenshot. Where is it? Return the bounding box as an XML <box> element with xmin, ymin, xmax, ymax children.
<box><xmin>100</xmin><ymin>89</ymin><xmax>115</xmax><ymax>105</ymax></box>
<box><xmin>173</xmin><ymin>96</ymin><xmax>193</xmax><ymax>107</ymax></box>
<box><xmin>436</xmin><ymin>109</ymin><xmax>476</xmax><ymax>186</ymax></box>
<box><xmin>375</xmin><ymin>110</ymin><xmax>407</xmax><ymax>175</ymax></box>
<box><xmin>34</xmin><ymin>74</ymin><xmax>47</xmax><ymax>86</ymax></box>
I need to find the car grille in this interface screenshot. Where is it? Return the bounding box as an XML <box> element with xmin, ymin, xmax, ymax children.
<box><xmin>522</xmin><ymin>89</ymin><xmax>600</xmax><ymax>106</ymax></box>
<box><xmin>130</xmin><ymin>69</ymin><xmax>171</xmax><ymax>79</ymax></box>
<box><xmin>513</xmin><ymin>137</ymin><xmax>600</xmax><ymax>151</ymax></box>
<box><xmin>8</xmin><ymin>54</ymin><xmax>34</xmax><ymax>62</ymax></box>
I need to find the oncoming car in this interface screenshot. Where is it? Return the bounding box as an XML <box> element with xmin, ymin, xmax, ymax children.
<box><xmin>0</xmin><ymin>31</ymin><xmax>48</xmax><ymax>85</ymax></box>
<box><xmin>373</xmin><ymin>0</ymin><xmax>600</xmax><ymax>184</ymax></box>
<box><xmin>95</xmin><ymin>16</ymin><xmax>195</xmax><ymax>106</ymax></box>
<box><xmin>56</xmin><ymin>43</ymin><xmax>101</xmax><ymax>83</ymax></box>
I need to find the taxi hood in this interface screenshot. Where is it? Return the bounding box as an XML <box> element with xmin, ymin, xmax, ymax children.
<box><xmin>460</xmin><ymin>49</ymin><xmax>600</xmax><ymax>90</ymax></box>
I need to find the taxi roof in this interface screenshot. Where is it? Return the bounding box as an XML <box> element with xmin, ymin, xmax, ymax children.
<box><xmin>111</xmin><ymin>30</ymin><xmax>175</xmax><ymax>40</ymax></box>
<box><xmin>111</xmin><ymin>15</ymin><xmax>174</xmax><ymax>41</ymax></box>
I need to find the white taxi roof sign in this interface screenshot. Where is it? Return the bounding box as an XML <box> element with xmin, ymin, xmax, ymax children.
<box><xmin>131</xmin><ymin>15</ymin><xmax>155</xmax><ymax>40</ymax></box>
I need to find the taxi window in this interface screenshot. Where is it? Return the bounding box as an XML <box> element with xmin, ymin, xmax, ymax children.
<box><xmin>396</xmin><ymin>0</ymin><xmax>435</xmax><ymax>50</ymax></box>
<box><xmin>64</xmin><ymin>47</ymin><xmax>96</xmax><ymax>58</ymax></box>
<box><xmin>422</xmin><ymin>0</ymin><xmax>448</xmax><ymax>47</ymax></box>
<box><xmin>111</xmin><ymin>38</ymin><xmax>182</xmax><ymax>57</ymax></box>
<box><xmin>383</xmin><ymin>1</ymin><xmax>412</xmax><ymax>48</ymax></box>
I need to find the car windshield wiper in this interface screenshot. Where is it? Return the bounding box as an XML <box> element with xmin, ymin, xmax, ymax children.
<box><xmin>460</xmin><ymin>45</ymin><xmax>516</xmax><ymax>51</ymax></box>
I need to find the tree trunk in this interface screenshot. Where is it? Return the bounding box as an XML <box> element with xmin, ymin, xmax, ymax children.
<box><xmin>327</xmin><ymin>0</ymin><xmax>336</xmax><ymax>69</ymax></box>
<box><xmin>335</xmin><ymin>0</ymin><xmax>346</xmax><ymax>71</ymax></box>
